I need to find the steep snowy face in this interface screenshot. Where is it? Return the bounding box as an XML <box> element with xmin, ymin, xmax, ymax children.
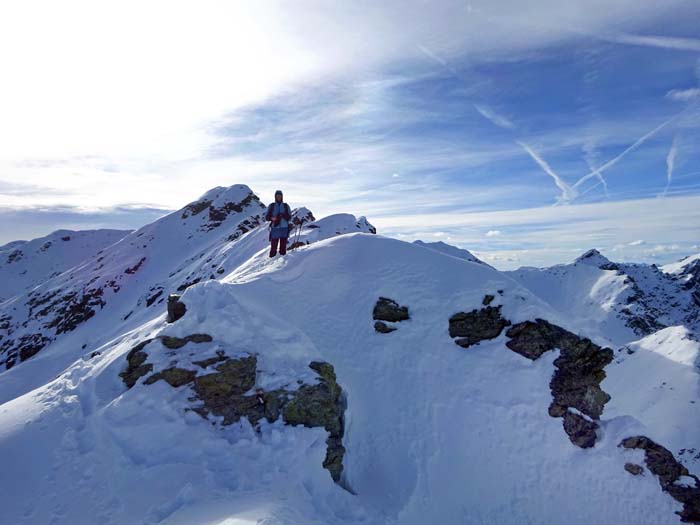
<box><xmin>508</xmin><ymin>249</ymin><xmax>700</xmax><ymax>345</ymax></box>
<box><xmin>0</xmin><ymin>185</ymin><xmax>268</xmax><ymax>373</ymax></box>
<box><xmin>0</xmin><ymin>229</ymin><xmax>130</xmax><ymax>302</ymax></box>
<box><xmin>0</xmin><ymin>233</ymin><xmax>697</xmax><ymax>525</ymax></box>
<box><xmin>413</xmin><ymin>240</ymin><xmax>491</xmax><ymax>267</ymax></box>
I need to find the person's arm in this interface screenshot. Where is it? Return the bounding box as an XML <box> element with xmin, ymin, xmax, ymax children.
<box><xmin>283</xmin><ymin>204</ymin><xmax>292</xmax><ymax>221</ymax></box>
<box><xmin>265</xmin><ymin>205</ymin><xmax>274</xmax><ymax>222</ymax></box>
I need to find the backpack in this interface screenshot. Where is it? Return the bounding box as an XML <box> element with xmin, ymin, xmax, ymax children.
<box><xmin>267</xmin><ymin>203</ymin><xmax>294</xmax><ymax>235</ymax></box>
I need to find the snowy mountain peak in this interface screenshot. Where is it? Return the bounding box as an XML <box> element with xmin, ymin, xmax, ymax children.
<box><xmin>574</xmin><ymin>248</ymin><xmax>616</xmax><ymax>269</ymax></box>
<box><xmin>662</xmin><ymin>253</ymin><xmax>700</xmax><ymax>277</ymax></box>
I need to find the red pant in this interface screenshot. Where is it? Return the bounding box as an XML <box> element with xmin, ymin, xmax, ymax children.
<box><xmin>270</xmin><ymin>237</ymin><xmax>287</xmax><ymax>256</ymax></box>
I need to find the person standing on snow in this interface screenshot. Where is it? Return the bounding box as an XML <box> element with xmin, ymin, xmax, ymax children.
<box><xmin>265</xmin><ymin>189</ymin><xmax>292</xmax><ymax>257</ymax></box>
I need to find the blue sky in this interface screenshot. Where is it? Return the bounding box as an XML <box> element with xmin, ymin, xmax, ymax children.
<box><xmin>1</xmin><ymin>1</ymin><xmax>699</xmax><ymax>268</ymax></box>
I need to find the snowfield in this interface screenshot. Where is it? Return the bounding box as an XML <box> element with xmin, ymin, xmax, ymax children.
<box><xmin>0</xmin><ymin>185</ymin><xmax>698</xmax><ymax>524</ymax></box>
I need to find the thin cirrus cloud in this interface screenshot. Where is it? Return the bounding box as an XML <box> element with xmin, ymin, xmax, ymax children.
<box><xmin>1</xmin><ymin>0</ymin><xmax>699</xmax><ymax>267</ymax></box>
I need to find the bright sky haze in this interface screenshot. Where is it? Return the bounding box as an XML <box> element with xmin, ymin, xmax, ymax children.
<box><xmin>1</xmin><ymin>0</ymin><xmax>699</xmax><ymax>268</ymax></box>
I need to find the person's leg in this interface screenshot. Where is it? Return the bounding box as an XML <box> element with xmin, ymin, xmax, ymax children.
<box><xmin>269</xmin><ymin>237</ymin><xmax>279</xmax><ymax>257</ymax></box>
<box><xmin>279</xmin><ymin>237</ymin><xmax>288</xmax><ymax>255</ymax></box>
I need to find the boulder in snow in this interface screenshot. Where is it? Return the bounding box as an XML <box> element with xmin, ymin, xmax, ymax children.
<box><xmin>448</xmin><ymin>301</ymin><xmax>511</xmax><ymax>348</ymax></box>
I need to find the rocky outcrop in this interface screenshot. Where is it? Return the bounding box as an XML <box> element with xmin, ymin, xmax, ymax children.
<box><xmin>505</xmin><ymin>319</ymin><xmax>613</xmax><ymax>448</ymax></box>
<box><xmin>120</xmin><ymin>335</ymin><xmax>347</xmax><ymax>483</ymax></box>
<box><xmin>120</xmin><ymin>339</ymin><xmax>156</xmax><ymax>388</ymax></box>
<box><xmin>373</xmin><ymin>297</ymin><xmax>409</xmax><ymax>322</ymax></box>
<box><xmin>624</xmin><ymin>462</ymin><xmax>644</xmax><ymax>476</ymax></box>
<box><xmin>374</xmin><ymin>321</ymin><xmax>397</xmax><ymax>334</ymax></box>
<box><xmin>166</xmin><ymin>294</ymin><xmax>187</xmax><ymax>323</ymax></box>
<box><xmin>562</xmin><ymin>411</ymin><xmax>598</xmax><ymax>449</ymax></box>
<box><xmin>373</xmin><ymin>297</ymin><xmax>409</xmax><ymax>333</ymax></box>
<box><xmin>448</xmin><ymin>301</ymin><xmax>510</xmax><ymax>348</ymax></box>
<box><xmin>620</xmin><ymin>436</ymin><xmax>700</xmax><ymax>523</ymax></box>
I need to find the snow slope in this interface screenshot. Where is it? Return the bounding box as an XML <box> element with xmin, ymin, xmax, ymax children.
<box><xmin>0</xmin><ymin>229</ymin><xmax>130</xmax><ymax>302</ymax></box>
<box><xmin>1</xmin><ymin>227</ymin><xmax>698</xmax><ymax>524</ymax></box>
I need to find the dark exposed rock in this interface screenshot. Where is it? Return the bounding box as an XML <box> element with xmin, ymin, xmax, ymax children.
<box><xmin>192</xmin><ymin>350</ymin><xmax>228</xmax><ymax>369</ymax></box>
<box><xmin>624</xmin><ymin>462</ymin><xmax>644</xmax><ymax>475</ymax></box>
<box><xmin>7</xmin><ymin>250</ymin><xmax>23</xmax><ymax>264</ymax></box>
<box><xmin>124</xmin><ymin>257</ymin><xmax>146</xmax><ymax>275</ymax></box>
<box><xmin>119</xmin><ymin>339</ymin><xmax>156</xmax><ymax>388</ymax></box>
<box><xmin>181</xmin><ymin>199</ymin><xmax>212</xmax><ymax>219</ymax></box>
<box><xmin>160</xmin><ymin>333</ymin><xmax>212</xmax><ymax>349</ymax></box>
<box><xmin>145</xmin><ymin>367</ymin><xmax>197</xmax><ymax>387</ymax></box>
<box><xmin>18</xmin><ymin>333</ymin><xmax>51</xmax><ymax>362</ymax></box>
<box><xmin>562</xmin><ymin>411</ymin><xmax>598</xmax><ymax>449</ymax></box>
<box><xmin>283</xmin><ymin>361</ymin><xmax>345</xmax><ymax>482</ymax></box>
<box><xmin>203</xmin><ymin>192</ymin><xmax>265</xmax><ymax>232</ymax></box>
<box><xmin>374</xmin><ymin>321</ymin><xmax>397</xmax><ymax>334</ymax></box>
<box><xmin>505</xmin><ymin>318</ymin><xmax>613</xmax><ymax>448</ymax></box>
<box><xmin>620</xmin><ymin>436</ymin><xmax>700</xmax><ymax>523</ymax></box>
<box><xmin>482</xmin><ymin>294</ymin><xmax>495</xmax><ymax>306</ymax></box>
<box><xmin>373</xmin><ymin>297</ymin><xmax>409</xmax><ymax>323</ymax></box>
<box><xmin>448</xmin><ymin>304</ymin><xmax>511</xmax><ymax>348</ymax></box>
<box><xmin>177</xmin><ymin>278</ymin><xmax>201</xmax><ymax>292</ymax></box>
<box><xmin>146</xmin><ymin>288</ymin><xmax>163</xmax><ymax>307</ymax></box>
<box><xmin>167</xmin><ymin>294</ymin><xmax>187</xmax><ymax>323</ymax></box>
<box><xmin>40</xmin><ymin>288</ymin><xmax>106</xmax><ymax>335</ymax></box>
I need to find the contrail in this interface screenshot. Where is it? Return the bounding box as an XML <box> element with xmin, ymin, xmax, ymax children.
<box><xmin>517</xmin><ymin>141</ymin><xmax>574</xmax><ymax>203</ymax></box>
<box><xmin>610</xmin><ymin>33</ymin><xmax>700</xmax><ymax>52</ymax></box>
<box><xmin>474</xmin><ymin>104</ymin><xmax>515</xmax><ymax>130</ymax></box>
<box><xmin>663</xmin><ymin>135</ymin><xmax>679</xmax><ymax>197</ymax></box>
<box><xmin>572</xmin><ymin>111</ymin><xmax>681</xmax><ymax>192</ymax></box>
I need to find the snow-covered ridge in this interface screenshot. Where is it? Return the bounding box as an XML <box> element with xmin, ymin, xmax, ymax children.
<box><xmin>413</xmin><ymin>240</ymin><xmax>492</xmax><ymax>267</ymax></box>
<box><xmin>0</xmin><ymin>187</ymin><xmax>698</xmax><ymax>525</ymax></box>
<box><xmin>0</xmin><ymin>229</ymin><xmax>131</xmax><ymax>303</ymax></box>
<box><xmin>0</xmin><ymin>184</ymin><xmax>374</xmax><ymax>379</ymax></box>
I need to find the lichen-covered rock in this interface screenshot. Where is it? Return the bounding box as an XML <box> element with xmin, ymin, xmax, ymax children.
<box><xmin>167</xmin><ymin>294</ymin><xmax>187</xmax><ymax>323</ymax></box>
<box><xmin>283</xmin><ymin>361</ymin><xmax>345</xmax><ymax>481</ymax></box>
<box><xmin>374</xmin><ymin>321</ymin><xmax>397</xmax><ymax>334</ymax></box>
<box><xmin>120</xmin><ymin>339</ymin><xmax>156</xmax><ymax>388</ymax></box>
<box><xmin>119</xmin><ymin>337</ymin><xmax>346</xmax><ymax>484</ymax></box>
<box><xmin>448</xmin><ymin>303</ymin><xmax>511</xmax><ymax>348</ymax></box>
<box><xmin>144</xmin><ymin>367</ymin><xmax>196</xmax><ymax>387</ymax></box>
<box><xmin>505</xmin><ymin>318</ymin><xmax>613</xmax><ymax>448</ymax></box>
<box><xmin>624</xmin><ymin>463</ymin><xmax>644</xmax><ymax>475</ymax></box>
<box><xmin>373</xmin><ymin>297</ymin><xmax>409</xmax><ymax>323</ymax></box>
<box><xmin>160</xmin><ymin>333</ymin><xmax>212</xmax><ymax>349</ymax></box>
<box><xmin>192</xmin><ymin>356</ymin><xmax>259</xmax><ymax>424</ymax></box>
<box><xmin>620</xmin><ymin>436</ymin><xmax>700</xmax><ymax>523</ymax></box>
<box><xmin>562</xmin><ymin>411</ymin><xmax>598</xmax><ymax>449</ymax></box>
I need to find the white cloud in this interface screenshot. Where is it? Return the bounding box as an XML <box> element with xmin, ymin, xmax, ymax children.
<box><xmin>666</xmin><ymin>88</ymin><xmax>700</xmax><ymax>102</ymax></box>
<box><xmin>662</xmin><ymin>135</ymin><xmax>680</xmax><ymax>197</ymax></box>
<box><xmin>629</xmin><ymin>240</ymin><xmax>645</xmax><ymax>246</ymax></box>
<box><xmin>486</xmin><ymin>230</ymin><xmax>503</xmax><ymax>237</ymax></box>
